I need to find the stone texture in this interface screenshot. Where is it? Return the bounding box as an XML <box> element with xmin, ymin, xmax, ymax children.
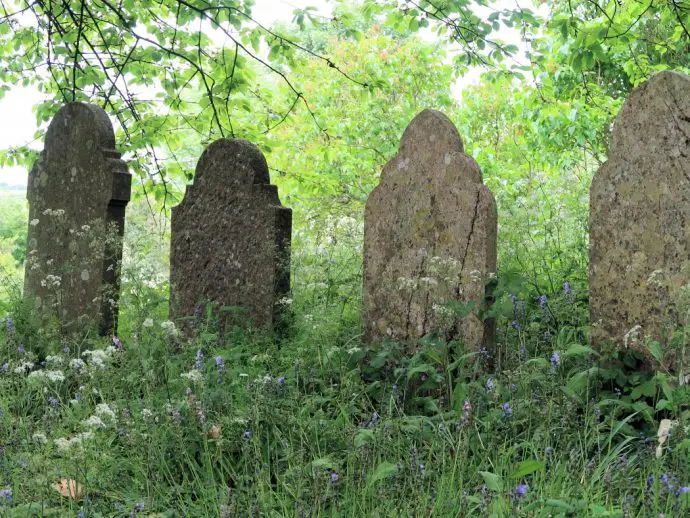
<box><xmin>170</xmin><ymin>139</ymin><xmax>291</xmax><ymax>330</ymax></box>
<box><xmin>363</xmin><ymin>109</ymin><xmax>497</xmax><ymax>350</ymax></box>
<box><xmin>590</xmin><ymin>71</ymin><xmax>690</xmax><ymax>366</ymax></box>
<box><xmin>24</xmin><ymin>102</ymin><xmax>131</xmax><ymax>335</ymax></box>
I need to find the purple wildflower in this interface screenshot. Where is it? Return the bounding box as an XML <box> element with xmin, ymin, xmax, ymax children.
<box><xmin>1</xmin><ymin>362</ymin><xmax>7</xmax><ymax>373</ymax></box>
<box><xmin>564</xmin><ymin>281</ymin><xmax>572</xmax><ymax>298</ymax></box>
<box><xmin>63</xmin><ymin>346</ymin><xmax>70</xmax><ymax>354</ymax></box>
<box><xmin>277</xmin><ymin>376</ymin><xmax>286</xmax><ymax>386</ymax></box>
<box><xmin>679</xmin><ymin>486</ymin><xmax>689</xmax><ymax>494</ymax></box>
<box><xmin>551</xmin><ymin>351</ymin><xmax>561</xmax><ymax>367</ymax></box>
<box><xmin>502</xmin><ymin>402</ymin><xmax>513</xmax><ymax>418</ymax></box>
<box><xmin>48</xmin><ymin>396</ymin><xmax>58</xmax><ymax>409</ymax></box>
<box><xmin>113</xmin><ymin>336</ymin><xmax>123</xmax><ymax>352</ymax></box>
<box><xmin>5</xmin><ymin>316</ymin><xmax>14</xmax><ymax>334</ymax></box>
<box><xmin>243</xmin><ymin>429</ymin><xmax>253</xmax><ymax>440</ymax></box>
<box><xmin>194</xmin><ymin>349</ymin><xmax>203</xmax><ymax>370</ymax></box>
<box><xmin>515</xmin><ymin>484</ymin><xmax>528</xmax><ymax>498</ymax></box>
<box><xmin>418</xmin><ymin>463</ymin><xmax>426</xmax><ymax>479</ymax></box>
<box><xmin>539</xmin><ymin>294</ymin><xmax>548</xmax><ymax>309</ymax></box>
<box><xmin>545</xmin><ymin>447</ymin><xmax>553</xmax><ymax>455</ymax></box>
<box><xmin>485</xmin><ymin>377</ymin><xmax>495</xmax><ymax>391</ymax></box>
<box><xmin>479</xmin><ymin>346</ymin><xmax>490</xmax><ymax>361</ymax></box>
<box><xmin>17</xmin><ymin>344</ymin><xmax>25</xmax><ymax>354</ymax></box>
<box><xmin>0</xmin><ymin>488</ymin><xmax>11</xmax><ymax>504</ymax></box>
<box><xmin>330</xmin><ymin>471</ymin><xmax>339</xmax><ymax>483</ymax></box>
<box><xmin>215</xmin><ymin>356</ymin><xmax>225</xmax><ymax>384</ymax></box>
<box><xmin>512</xmin><ymin>320</ymin><xmax>520</xmax><ymax>330</ymax></box>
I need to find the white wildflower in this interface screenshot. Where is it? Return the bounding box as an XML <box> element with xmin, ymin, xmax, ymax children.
<box><xmin>468</xmin><ymin>270</ymin><xmax>482</xmax><ymax>282</ymax></box>
<box><xmin>40</xmin><ymin>274</ymin><xmax>62</xmax><ymax>289</ymax></box>
<box><xmin>32</xmin><ymin>432</ymin><xmax>48</xmax><ymax>444</ymax></box>
<box><xmin>54</xmin><ymin>431</ymin><xmax>93</xmax><ymax>452</ymax></box>
<box><xmin>28</xmin><ymin>370</ymin><xmax>65</xmax><ymax>383</ymax></box>
<box><xmin>647</xmin><ymin>269</ymin><xmax>664</xmax><ymax>287</ymax></box>
<box><xmin>160</xmin><ymin>320</ymin><xmax>178</xmax><ymax>338</ymax></box>
<box><xmin>95</xmin><ymin>403</ymin><xmax>116</xmax><ymax>421</ymax></box>
<box><xmin>82</xmin><ymin>347</ymin><xmax>115</xmax><ymax>369</ymax></box>
<box><xmin>142</xmin><ymin>318</ymin><xmax>154</xmax><ymax>328</ymax></box>
<box><xmin>69</xmin><ymin>358</ymin><xmax>86</xmax><ymax>370</ymax></box>
<box><xmin>45</xmin><ymin>355</ymin><xmax>64</xmax><ymax>366</ymax></box>
<box><xmin>141</xmin><ymin>408</ymin><xmax>154</xmax><ymax>420</ymax></box>
<box><xmin>181</xmin><ymin>369</ymin><xmax>203</xmax><ymax>383</ymax></box>
<box><xmin>13</xmin><ymin>361</ymin><xmax>34</xmax><ymax>374</ymax></box>
<box><xmin>30</xmin><ymin>219</ymin><xmax>39</xmax><ymax>226</ymax></box>
<box><xmin>84</xmin><ymin>415</ymin><xmax>106</xmax><ymax>429</ymax></box>
<box><xmin>623</xmin><ymin>325</ymin><xmax>643</xmax><ymax>349</ymax></box>
<box><xmin>656</xmin><ymin>419</ymin><xmax>677</xmax><ymax>458</ymax></box>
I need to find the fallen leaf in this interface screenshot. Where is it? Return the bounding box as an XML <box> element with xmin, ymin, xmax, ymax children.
<box><xmin>53</xmin><ymin>479</ymin><xmax>84</xmax><ymax>500</ymax></box>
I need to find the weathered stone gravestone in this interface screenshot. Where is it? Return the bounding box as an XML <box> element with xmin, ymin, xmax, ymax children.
<box><xmin>590</xmin><ymin>71</ymin><xmax>690</xmax><ymax>367</ymax></box>
<box><xmin>170</xmin><ymin>139</ymin><xmax>292</xmax><ymax>330</ymax></box>
<box><xmin>24</xmin><ymin>102</ymin><xmax>131</xmax><ymax>335</ymax></box>
<box><xmin>363</xmin><ymin>109</ymin><xmax>497</xmax><ymax>350</ymax></box>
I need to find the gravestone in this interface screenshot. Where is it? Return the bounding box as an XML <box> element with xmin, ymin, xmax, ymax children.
<box><xmin>363</xmin><ymin>109</ymin><xmax>497</xmax><ymax>350</ymax></box>
<box><xmin>170</xmin><ymin>138</ymin><xmax>292</xmax><ymax>330</ymax></box>
<box><xmin>590</xmin><ymin>71</ymin><xmax>690</xmax><ymax>367</ymax></box>
<box><xmin>24</xmin><ymin>102</ymin><xmax>131</xmax><ymax>335</ymax></box>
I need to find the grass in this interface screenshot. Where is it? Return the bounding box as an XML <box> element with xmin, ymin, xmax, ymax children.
<box><xmin>0</xmin><ymin>196</ymin><xmax>689</xmax><ymax>516</ymax></box>
<box><xmin>1</xmin><ymin>266</ymin><xmax>690</xmax><ymax>518</ymax></box>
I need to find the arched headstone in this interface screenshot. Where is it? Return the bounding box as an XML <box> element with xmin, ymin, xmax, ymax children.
<box><xmin>170</xmin><ymin>139</ymin><xmax>292</xmax><ymax>330</ymax></box>
<box><xmin>24</xmin><ymin>102</ymin><xmax>131</xmax><ymax>335</ymax></box>
<box><xmin>590</xmin><ymin>71</ymin><xmax>690</xmax><ymax>367</ymax></box>
<box><xmin>363</xmin><ymin>110</ymin><xmax>497</xmax><ymax>350</ymax></box>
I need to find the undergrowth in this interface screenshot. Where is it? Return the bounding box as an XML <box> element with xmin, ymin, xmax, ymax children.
<box><xmin>1</xmin><ymin>239</ymin><xmax>690</xmax><ymax>518</ymax></box>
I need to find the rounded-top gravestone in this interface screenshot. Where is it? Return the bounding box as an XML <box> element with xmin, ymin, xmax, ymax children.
<box><xmin>169</xmin><ymin>138</ymin><xmax>292</xmax><ymax>331</ymax></box>
<box><xmin>24</xmin><ymin>102</ymin><xmax>131</xmax><ymax>335</ymax></box>
<box><xmin>590</xmin><ymin>71</ymin><xmax>690</xmax><ymax>368</ymax></box>
<box><xmin>363</xmin><ymin>109</ymin><xmax>497</xmax><ymax>351</ymax></box>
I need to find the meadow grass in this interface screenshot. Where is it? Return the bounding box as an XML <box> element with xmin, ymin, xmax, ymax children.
<box><xmin>0</xmin><ymin>196</ymin><xmax>689</xmax><ymax>517</ymax></box>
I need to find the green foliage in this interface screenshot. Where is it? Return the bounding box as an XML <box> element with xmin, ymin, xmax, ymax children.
<box><xmin>0</xmin><ymin>0</ymin><xmax>690</xmax><ymax>515</ymax></box>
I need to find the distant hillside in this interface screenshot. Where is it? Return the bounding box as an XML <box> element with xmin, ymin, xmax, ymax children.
<box><xmin>0</xmin><ymin>183</ymin><xmax>26</xmax><ymax>196</ymax></box>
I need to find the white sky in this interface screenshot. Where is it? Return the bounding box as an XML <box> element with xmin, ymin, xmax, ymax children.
<box><xmin>0</xmin><ymin>0</ymin><xmax>545</xmax><ymax>187</ymax></box>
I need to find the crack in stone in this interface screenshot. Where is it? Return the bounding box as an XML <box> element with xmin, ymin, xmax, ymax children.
<box><xmin>458</xmin><ymin>189</ymin><xmax>482</xmax><ymax>298</ymax></box>
<box><xmin>664</xmin><ymin>83</ymin><xmax>690</xmax><ymax>142</ymax></box>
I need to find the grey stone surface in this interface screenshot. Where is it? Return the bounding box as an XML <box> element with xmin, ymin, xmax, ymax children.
<box><xmin>24</xmin><ymin>102</ymin><xmax>131</xmax><ymax>335</ymax></box>
<box><xmin>590</xmin><ymin>71</ymin><xmax>690</xmax><ymax>367</ymax></box>
<box><xmin>170</xmin><ymin>138</ymin><xmax>292</xmax><ymax>330</ymax></box>
<box><xmin>363</xmin><ymin>109</ymin><xmax>497</xmax><ymax>350</ymax></box>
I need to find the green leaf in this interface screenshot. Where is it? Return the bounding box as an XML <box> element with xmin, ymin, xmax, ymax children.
<box><xmin>479</xmin><ymin>471</ymin><xmax>503</xmax><ymax>492</ymax></box>
<box><xmin>511</xmin><ymin>459</ymin><xmax>544</xmax><ymax>478</ymax></box>
<box><xmin>354</xmin><ymin>429</ymin><xmax>374</xmax><ymax>448</ymax></box>
<box><xmin>563</xmin><ymin>344</ymin><xmax>598</xmax><ymax>358</ymax></box>
<box><xmin>369</xmin><ymin>461</ymin><xmax>399</xmax><ymax>483</ymax></box>
<box><xmin>647</xmin><ymin>341</ymin><xmax>663</xmax><ymax>363</ymax></box>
